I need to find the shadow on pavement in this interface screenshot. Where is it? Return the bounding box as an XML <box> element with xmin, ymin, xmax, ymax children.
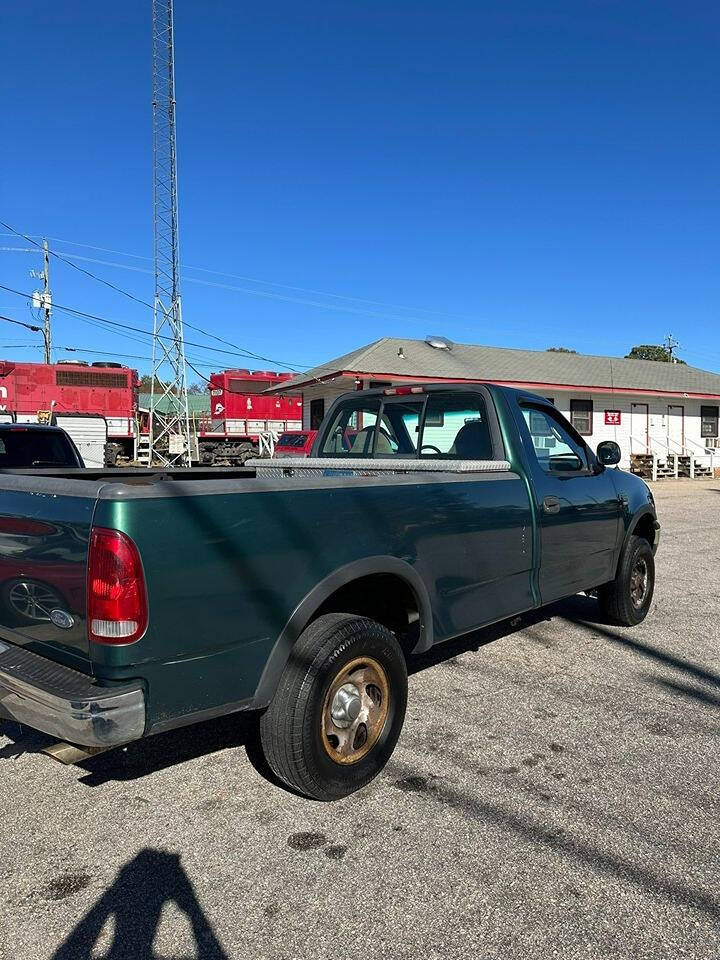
<box><xmin>75</xmin><ymin>605</ymin><xmax>552</xmax><ymax>786</ymax></box>
<box><xmin>386</xmin><ymin>757</ymin><xmax>720</xmax><ymax>922</ymax></box>
<box><xmin>51</xmin><ymin>848</ymin><xmax>229</xmax><ymax>960</ymax></box>
<box><xmin>560</xmin><ymin>594</ymin><xmax>720</xmax><ymax>692</ymax></box>
<box><xmin>0</xmin><ymin>595</ymin><xmax>613</xmax><ymax>787</ymax></box>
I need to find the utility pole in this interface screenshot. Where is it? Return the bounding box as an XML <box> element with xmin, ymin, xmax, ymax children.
<box><xmin>42</xmin><ymin>239</ymin><xmax>51</xmax><ymax>363</ymax></box>
<box><xmin>664</xmin><ymin>333</ymin><xmax>680</xmax><ymax>363</ymax></box>
<box><xmin>149</xmin><ymin>0</ymin><xmax>192</xmax><ymax>466</ymax></box>
<box><xmin>31</xmin><ymin>238</ymin><xmax>52</xmax><ymax>362</ymax></box>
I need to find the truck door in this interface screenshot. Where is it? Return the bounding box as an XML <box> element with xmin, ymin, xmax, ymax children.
<box><xmin>515</xmin><ymin>401</ymin><xmax>622</xmax><ymax>604</ymax></box>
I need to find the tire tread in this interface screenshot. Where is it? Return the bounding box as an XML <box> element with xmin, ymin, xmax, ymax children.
<box><xmin>260</xmin><ymin>613</ymin><xmax>406</xmax><ymax>799</ymax></box>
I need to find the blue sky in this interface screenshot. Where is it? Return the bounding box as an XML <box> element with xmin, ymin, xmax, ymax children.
<box><xmin>1</xmin><ymin>1</ymin><xmax>719</xmax><ymax>379</ymax></box>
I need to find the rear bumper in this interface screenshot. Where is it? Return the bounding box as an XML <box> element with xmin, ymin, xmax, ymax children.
<box><xmin>0</xmin><ymin>640</ymin><xmax>145</xmax><ymax>747</ymax></box>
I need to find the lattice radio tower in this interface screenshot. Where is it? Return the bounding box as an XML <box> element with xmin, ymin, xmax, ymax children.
<box><xmin>149</xmin><ymin>0</ymin><xmax>191</xmax><ymax>466</ymax></box>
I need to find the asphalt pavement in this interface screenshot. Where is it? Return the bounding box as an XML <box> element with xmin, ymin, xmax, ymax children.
<box><xmin>1</xmin><ymin>480</ymin><xmax>719</xmax><ymax>960</ymax></box>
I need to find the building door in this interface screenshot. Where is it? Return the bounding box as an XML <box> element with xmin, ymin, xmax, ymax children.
<box><xmin>667</xmin><ymin>404</ymin><xmax>684</xmax><ymax>454</ymax></box>
<box><xmin>631</xmin><ymin>403</ymin><xmax>649</xmax><ymax>453</ymax></box>
<box><xmin>310</xmin><ymin>398</ymin><xmax>325</xmax><ymax>430</ymax></box>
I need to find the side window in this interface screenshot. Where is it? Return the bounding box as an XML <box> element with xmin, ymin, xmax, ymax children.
<box><xmin>570</xmin><ymin>399</ymin><xmax>593</xmax><ymax>436</ymax></box>
<box><xmin>701</xmin><ymin>405</ymin><xmax>719</xmax><ymax>439</ymax></box>
<box><xmin>420</xmin><ymin>393</ymin><xmax>494</xmax><ymax>459</ymax></box>
<box><xmin>522</xmin><ymin>405</ymin><xmax>589</xmax><ymax>473</ymax></box>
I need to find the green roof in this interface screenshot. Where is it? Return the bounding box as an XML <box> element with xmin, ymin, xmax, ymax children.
<box><xmin>139</xmin><ymin>392</ymin><xmax>209</xmax><ymax>415</ymax></box>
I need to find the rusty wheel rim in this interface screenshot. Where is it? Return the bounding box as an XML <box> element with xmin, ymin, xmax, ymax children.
<box><xmin>630</xmin><ymin>557</ymin><xmax>649</xmax><ymax>608</ymax></box>
<box><xmin>321</xmin><ymin>657</ymin><xmax>390</xmax><ymax>765</ymax></box>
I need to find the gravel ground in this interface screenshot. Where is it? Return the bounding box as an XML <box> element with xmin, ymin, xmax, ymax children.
<box><xmin>1</xmin><ymin>480</ymin><xmax>719</xmax><ymax>960</ymax></box>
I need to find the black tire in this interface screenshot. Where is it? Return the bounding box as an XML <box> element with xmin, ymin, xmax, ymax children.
<box><xmin>104</xmin><ymin>443</ymin><xmax>121</xmax><ymax>467</ymax></box>
<box><xmin>598</xmin><ymin>535</ymin><xmax>655</xmax><ymax>626</ymax></box>
<box><xmin>259</xmin><ymin>613</ymin><xmax>408</xmax><ymax>800</ymax></box>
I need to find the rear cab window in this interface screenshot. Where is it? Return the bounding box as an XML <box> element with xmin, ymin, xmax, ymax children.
<box><xmin>0</xmin><ymin>429</ymin><xmax>79</xmax><ymax>468</ymax></box>
<box><xmin>419</xmin><ymin>393</ymin><xmax>493</xmax><ymax>459</ymax></box>
<box><xmin>318</xmin><ymin>389</ymin><xmax>498</xmax><ymax>461</ymax></box>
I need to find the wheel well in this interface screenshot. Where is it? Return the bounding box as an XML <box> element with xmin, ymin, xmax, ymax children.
<box><xmin>310</xmin><ymin>573</ymin><xmax>422</xmax><ymax>656</ymax></box>
<box><xmin>632</xmin><ymin>512</ymin><xmax>657</xmax><ymax>548</ymax></box>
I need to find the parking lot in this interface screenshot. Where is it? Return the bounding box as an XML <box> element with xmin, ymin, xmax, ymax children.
<box><xmin>1</xmin><ymin>480</ymin><xmax>718</xmax><ymax>960</ymax></box>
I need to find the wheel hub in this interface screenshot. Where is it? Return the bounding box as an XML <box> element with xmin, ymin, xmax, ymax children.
<box><xmin>321</xmin><ymin>657</ymin><xmax>390</xmax><ymax>765</ymax></box>
<box><xmin>630</xmin><ymin>557</ymin><xmax>649</xmax><ymax>608</ymax></box>
<box><xmin>330</xmin><ymin>684</ymin><xmax>362</xmax><ymax>728</ymax></box>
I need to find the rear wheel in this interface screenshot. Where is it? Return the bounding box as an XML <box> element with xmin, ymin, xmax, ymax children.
<box><xmin>598</xmin><ymin>535</ymin><xmax>655</xmax><ymax>626</ymax></box>
<box><xmin>259</xmin><ymin>613</ymin><xmax>408</xmax><ymax>800</ymax></box>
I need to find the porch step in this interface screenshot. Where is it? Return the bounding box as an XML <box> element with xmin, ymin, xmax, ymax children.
<box><xmin>631</xmin><ymin>453</ymin><xmax>714</xmax><ymax>480</ymax></box>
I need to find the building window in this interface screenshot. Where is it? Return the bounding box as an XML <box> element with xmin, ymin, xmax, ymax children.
<box><xmin>701</xmin><ymin>405</ymin><xmax>719</xmax><ymax>438</ymax></box>
<box><xmin>310</xmin><ymin>398</ymin><xmax>325</xmax><ymax>430</ymax></box>
<box><xmin>570</xmin><ymin>399</ymin><xmax>593</xmax><ymax>436</ymax></box>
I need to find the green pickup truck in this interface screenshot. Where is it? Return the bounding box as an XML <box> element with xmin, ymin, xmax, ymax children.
<box><xmin>0</xmin><ymin>384</ymin><xmax>658</xmax><ymax>799</ymax></box>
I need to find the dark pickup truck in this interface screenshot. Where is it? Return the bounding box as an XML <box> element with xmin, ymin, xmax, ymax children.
<box><xmin>0</xmin><ymin>384</ymin><xmax>658</xmax><ymax>799</ymax></box>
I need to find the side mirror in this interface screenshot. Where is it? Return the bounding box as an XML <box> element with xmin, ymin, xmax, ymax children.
<box><xmin>596</xmin><ymin>440</ymin><xmax>621</xmax><ymax>467</ymax></box>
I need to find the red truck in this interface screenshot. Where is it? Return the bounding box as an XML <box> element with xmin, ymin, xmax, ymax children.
<box><xmin>272</xmin><ymin>429</ymin><xmax>317</xmax><ymax>458</ymax></box>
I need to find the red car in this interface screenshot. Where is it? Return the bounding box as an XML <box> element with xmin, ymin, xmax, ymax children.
<box><xmin>272</xmin><ymin>430</ymin><xmax>317</xmax><ymax>458</ymax></box>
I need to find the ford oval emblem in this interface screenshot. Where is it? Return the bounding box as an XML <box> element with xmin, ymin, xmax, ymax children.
<box><xmin>50</xmin><ymin>609</ymin><xmax>75</xmax><ymax>630</ymax></box>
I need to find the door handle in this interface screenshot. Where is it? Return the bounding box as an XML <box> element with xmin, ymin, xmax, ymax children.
<box><xmin>542</xmin><ymin>496</ymin><xmax>561</xmax><ymax>514</ymax></box>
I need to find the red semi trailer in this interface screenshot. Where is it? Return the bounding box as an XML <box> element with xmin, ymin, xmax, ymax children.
<box><xmin>0</xmin><ymin>359</ymin><xmax>139</xmax><ymax>462</ymax></box>
<box><xmin>198</xmin><ymin>369</ymin><xmax>303</xmax><ymax>464</ymax></box>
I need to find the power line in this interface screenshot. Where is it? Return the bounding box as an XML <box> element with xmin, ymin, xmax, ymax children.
<box><xmin>56</xmin><ymin>346</ymin><xmax>217</xmax><ymax>368</ymax></box>
<box><xmin>1</xmin><ymin>248</ymin><xmax>311</xmax><ymax>367</ymax></box>
<box><xmin>185</xmin><ymin>358</ymin><xmax>212</xmax><ymax>384</ymax></box>
<box><xmin>0</xmin><ymin>227</ymin><xmax>362</xmax><ymax>377</ymax></box>
<box><xmin>5</xmin><ymin>244</ymin><xmax>448</xmax><ymax>323</ymax></box>
<box><xmin>0</xmin><ymin>330</ymin><xmax>219</xmax><ymax>372</ymax></box>
<box><xmin>1</xmin><ymin>230</ymin><xmax>479</xmax><ymax>323</ymax></box>
<box><xmin>0</xmin><ymin>281</ymin><xmax>309</xmax><ymax>371</ymax></box>
<box><xmin>0</xmin><ymin>220</ymin><xmax>156</xmax><ymax>311</ymax></box>
<box><xmin>0</xmin><ymin>313</ymin><xmax>42</xmax><ymax>333</ymax></box>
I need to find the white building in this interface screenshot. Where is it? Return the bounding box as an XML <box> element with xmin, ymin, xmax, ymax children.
<box><xmin>269</xmin><ymin>337</ymin><xmax>720</xmax><ymax>479</ymax></box>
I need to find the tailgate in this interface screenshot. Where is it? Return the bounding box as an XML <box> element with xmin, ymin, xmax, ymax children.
<box><xmin>0</xmin><ymin>481</ymin><xmax>95</xmax><ymax>669</ymax></box>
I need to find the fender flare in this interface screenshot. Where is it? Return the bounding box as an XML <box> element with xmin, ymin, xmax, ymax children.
<box><xmin>621</xmin><ymin>506</ymin><xmax>659</xmax><ymax>558</ymax></box>
<box><xmin>253</xmin><ymin>555</ymin><xmax>434</xmax><ymax>704</ymax></box>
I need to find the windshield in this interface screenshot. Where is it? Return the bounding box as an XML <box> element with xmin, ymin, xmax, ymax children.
<box><xmin>276</xmin><ymin>433</ymin><xmax>309</xmax><ymax>447</ymax></box>
<box><xmin>0</xmin><ymin>429</ymin><xmax>79</xmax><ymax>468</ymax></box>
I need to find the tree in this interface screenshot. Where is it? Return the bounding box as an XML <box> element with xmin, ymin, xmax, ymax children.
<box><xmin>546</xmin><ymin>346</ymin><xmax>578</xmax><ymax>353</ymax></box>
<box><xmin>138</xmin><ymin>375</ymin><xmax>207</xmax><ymax>393</ymax></box>
<box><xmin>625</xmin><ymin>345</ymin><xmax>686</xmax><ymax>364</ymax></box>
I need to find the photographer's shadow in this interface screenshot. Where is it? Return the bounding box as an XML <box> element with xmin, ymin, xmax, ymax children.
<box><xmin>51</xmin><ymin>848</ymin><xmax>229</xmax><ymax>960</ymax></box>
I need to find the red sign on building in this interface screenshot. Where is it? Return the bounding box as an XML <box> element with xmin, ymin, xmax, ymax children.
<box><xmin>605</xmin><ymin>410</ymin><xmax>621</xmax><ymax>426</ymax></box>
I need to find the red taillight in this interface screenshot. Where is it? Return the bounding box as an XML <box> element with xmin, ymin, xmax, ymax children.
<box><xmin>87</xmin><ymin>527</ymin><xmax>147</xmax><ymax>645</ymax></box>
